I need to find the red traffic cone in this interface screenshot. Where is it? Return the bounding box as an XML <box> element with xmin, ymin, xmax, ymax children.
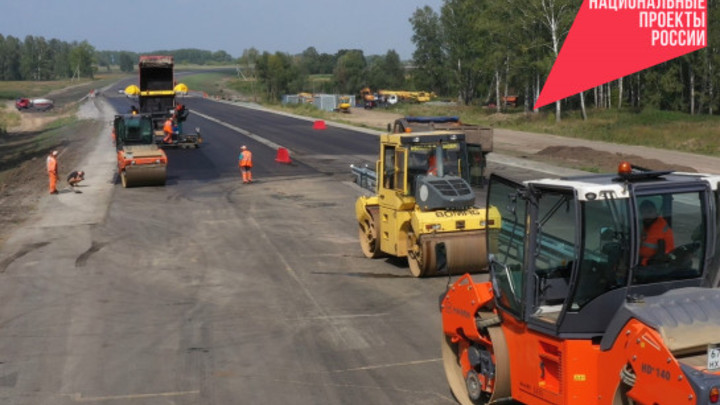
<box><xmin>275</xmin><ymin>147</ymin><xmax>291</xmax><ymax>164</ymax></box>
<box><xmin>312</xmin><ymin>120</ymin><xmax>327</xmax><ymax>130</ymax></box>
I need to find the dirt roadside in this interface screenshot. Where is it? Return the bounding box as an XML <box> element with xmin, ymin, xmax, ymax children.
<box><xmin>0</xmin><ymin>90</ymin><xmax>104</xmax><ymax>248</ymax></box>
<box><xmin>329</xmin><ymin>107</ymin><xmax>701</xmax><ymax>173</ymax></box>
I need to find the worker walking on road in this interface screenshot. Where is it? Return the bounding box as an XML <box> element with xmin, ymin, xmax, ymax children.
<box><xmin>162</xmin><ymin>116</ymin><xmax>175</xmax><ymax>144</ymax></box>
<box><xmin>239</xmin><ymin>145</ymin><xmax>253</xmax><ymax>183</ymax></box>
<box><xmin>47</xmin><ymin>150</ymin><xmax>59</xmax><ymax>194</ymax></box>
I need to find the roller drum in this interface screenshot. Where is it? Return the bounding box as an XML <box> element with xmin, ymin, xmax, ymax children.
<box><xmin>441</xmin><ymin>326</ymin><xmax>510</xmax><ymax>405</ymax></box>
<box><xmin>122</xmin><ymin>164</ymin><xmax>167</xmax><ymax>188</ymax></box>
<box><xmin>415</xmin><ymin>230</ymin><xmax>488</xmax><ymax>277</ymax></box>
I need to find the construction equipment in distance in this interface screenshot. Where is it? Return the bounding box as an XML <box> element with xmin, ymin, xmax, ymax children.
<box><xmin>441</xmin><ymin>163</ymin><xmax>720</xmax><ymax>405</ymax></box>
<box><xmin>354</xmin><ymin>129</ymin><xmax>501</xmax><ymax>277</ymax></box>
<box><xmin>359</xmin><ymin>87</ymin><xmax>377</xmax><ymax>109</ymax></box>
<box><xmin>113</xmin><ymin>113</ymin><xmax>167</xmax><ymax>188</ymax></box>
<box><xmin>337</xmin><ymin>96</ymin><xmax>351</xmax><ymax>113</ymax></box>
<box><xmin>378</xmin><ymin>89</ymin><xmax>435</xmax><ymax>103</ymax></box>
<box><xmin>390</xmin><ymin>116</ymin><xmax>493</xmax><ymax>187</ymax></box>
<box><xmin>137</xmin><ymin>55</ymin><xmax>202</xmax><ymax>148</ymax></box>
<box><xmin>15</xmin><ymin>97</ymin><xmax>54</xmax><ymax>111</ymax></box>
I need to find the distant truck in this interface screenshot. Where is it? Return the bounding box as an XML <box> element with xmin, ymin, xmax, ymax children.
<box><xmin>137</xmin><ymin>55</ymin><xmax>201</xmax><ymax>148</ymax></box>
<box><xmin>138</xmin><ymin>55</ymin><xmax>176</xmax><ymax>135</ymax></box>
<box><xmin>15</xmin><ymin>97</ymin><xmax>54</xmax><ymax>111</ymax></box>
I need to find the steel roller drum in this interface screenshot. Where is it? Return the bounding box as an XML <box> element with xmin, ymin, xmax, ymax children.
<box><xmin>418</xmin><ymin>230</ymin><xmax>488</xmax><ymax>277</ymax></box>
<box><xmin>122</xmin><ymin>164</ymin><xmax>166</xmax><ymax>187</ymax></box>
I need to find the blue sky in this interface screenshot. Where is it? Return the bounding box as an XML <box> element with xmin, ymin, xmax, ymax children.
<box><xmin>1</xmin><ymin>0</ymin><xmax>444</xmax><ymax>60</ymax></box>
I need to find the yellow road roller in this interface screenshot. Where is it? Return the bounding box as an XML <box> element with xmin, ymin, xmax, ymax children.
<box><xmin>113</xmin><ymin>114</ymin><xmax>167</xmax><ymax>188</ymax></box>
<box><xmin>354</xmin><ymin>130</ymin><xmax>500</xmax><ymax>277</ymax></box>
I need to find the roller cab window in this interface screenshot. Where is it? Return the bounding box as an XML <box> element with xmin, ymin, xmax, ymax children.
<box><xmin>487</xmin><ymin>175</ymin><xmax>527</xmax><ymax>318</ymax></box>
<box><xmin>632</xmin><ymin>191</ymin><xmax>706</xmax><ymax>285</ymax></box>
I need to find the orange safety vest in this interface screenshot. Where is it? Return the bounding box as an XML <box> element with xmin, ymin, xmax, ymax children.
<box><xmin>639</xmin><ymin>216</ymin><xmax>674</xmax><ymax>265</ymax></box>
<box><xmin>47</xmin><ymin>155</ymin><xmax>57</xmax><ymax>174</ymax></box>
<box><xmin>240</xmin><ymin>150</ymin><xmax>253</xmax><ymax>168</ymax></box>
<box><xmin>163</xmin><ymin>119</ymin><xmax>173</xmax><ymax>134</ymax></box>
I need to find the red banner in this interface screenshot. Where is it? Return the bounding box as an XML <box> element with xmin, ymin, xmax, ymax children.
<box><xmin>535</xmin><ymin>0</ymin><xmax>707</xmax><ymax>109</ymax></box>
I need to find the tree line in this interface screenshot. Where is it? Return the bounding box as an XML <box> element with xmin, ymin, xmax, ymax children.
<box><xmin>96</xmin><ymin>48</ymin><xmax>235</xmax><ymax>73</ymax></box>
<box><xmin>410</xmin><ymin>0</ymin><xmax>720</xmax><ymax>119</ymax></box>
<box><xmin>238</xmin><ymin>47</ymin><xmax>407</xmax><ymax>101</ymax></box>
<box><xmin>0</xmin><ymin>33</ymin><xmax>237</xmax><ymax>81</ymax></box>
<box><xmin>0</xmin><ymin>34</ymin><xmax>95</xmax><ymax>80</ymax></box>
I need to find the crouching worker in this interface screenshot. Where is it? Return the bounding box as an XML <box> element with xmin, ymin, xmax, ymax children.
<box><xmin>67</xmin><ymin>170</ymin><xmax>85</xmax><ymax>191</ymax></box>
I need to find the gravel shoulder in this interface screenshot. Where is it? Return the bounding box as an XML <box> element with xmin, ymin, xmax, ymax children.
<box><xmin>0</xmin><ymin>91</ymin><xmax>114</xmax><ymax>250</ymax></box>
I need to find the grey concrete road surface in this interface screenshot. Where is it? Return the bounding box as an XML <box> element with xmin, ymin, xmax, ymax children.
<box><xmin>4</xmin><ymin>81</ymin><xmax>720</xmax><ymax>405</ymax></box>
<box><xmin>0</xmin><ymin>91</ymin><xmax>470</xmax><ymax>405</ymax></box>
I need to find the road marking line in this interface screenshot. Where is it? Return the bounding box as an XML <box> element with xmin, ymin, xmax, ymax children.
<box><xmin>64</xmin><ymin>390</ymin><xmax>199</xmax><ymax>402</ymax></box>
<box><xmin>246</xmin><ymin>216</ymin><xmax>370</xmax><ymax>350</ymax></box>
<box><xmin>192</xmin><ymin>110</ymin><xmax>291</xmax><ymax>153</ymax></box>
<box><xmin>330</xmin><ymin>358</ymin><xmax>442</xmax><ymax>373</ymax></box>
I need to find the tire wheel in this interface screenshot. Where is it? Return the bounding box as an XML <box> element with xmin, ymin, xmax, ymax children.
<box><xmin>121</xmin><ymin>170</ymin><xmax>128</xmax><ymax>188</ymax></box>
<box><xmin>358</xmin><ymin>220</ymin><xmax>381</xmax><ymax>259</ymax></box>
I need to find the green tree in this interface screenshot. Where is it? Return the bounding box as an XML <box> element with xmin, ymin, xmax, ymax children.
<box><xmin>212</xmin><ymin>50</ymin><xmax>232</xmax><ymax>63</ymax></box>
<box><xmin>50</xmin><ymin>39</ymin><xmax>72</xmax><ymax>78</ymax></box>
<box><xmin>410</xmin><ymin>6</ymin><xmax>449</xmax><ymax>95</ymax></box>
<box><xmin>366</xmin><ymin>50</ymin><xmax>405</xmax><ymax>90</ymax></box>
<box><xmin>69</xmin><ymin>41</ymin><xmax>95</xmax><ymax>79</ymax></box>
<box><xmin>256</xmin><ymin>51</ymin><xmax>300</xmax><ymax>101</ymax></box>
<box><xmin>441</xmin><ymin>0</ymin><xmax>492</xmax><ymax>105</ymax></box>
<box><xmin>119</xmin><ymin>52</ymin><xmax>135</xmax><ymax>73</ymax></box>
<box><xmin>0</xmin><ymin>35</ymin><xmax>21</xmax><ymax>80</ymax></box>
<box><xmin>300</xmin><ymin>46</ymin><xmax>320</xmax><ymax>74</ymax></box>
<box><xmin>333</xmin><ymin>49</ymin><xmax>366</xmax><ymax>94</ymax></box>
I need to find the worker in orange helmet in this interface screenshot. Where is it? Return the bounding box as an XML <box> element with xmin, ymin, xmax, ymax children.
<box><xmin>638</xmin><ymin>200</ymin><xmax>675</xmax><ymax>266</ymax></box>
<box><xmin>238</xmin><ymin>145</ymin><xmax>253</xmax><ymax>183</ymax></box>
<box><xmin>162</xmin><ymin>115</ymin><xmax>175</xmax><ymax>144</ymax></box>
<box><xmin>47</xmin><ymin>150</ymin><xmax>59</xmax><ymax>194</ymax></box>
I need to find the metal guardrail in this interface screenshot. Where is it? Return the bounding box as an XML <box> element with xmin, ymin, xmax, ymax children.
<box><xmin>350</xmin><ymin>164</ymin><xmax>376</xmax><ymax>192</ymax></box>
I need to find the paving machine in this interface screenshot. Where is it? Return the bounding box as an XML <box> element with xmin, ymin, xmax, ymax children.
<box><xmin>355</xmin><ymin>130</ymin><xmax>501</xmax><ymax>277</ymax></box>
<box><xmin>113</xmin><ymin>113</ymin><xmax>167</xmax><ymax>188</ymax></box>
<box><xmin>441</xmin><ymin>163</ymin><xmax>720</xmax><ymax>404</ymax></box>
<box><xmin>137</xmin><ymin>55</ymin><xmax>202</xmax><ymax>148</ymax></box>
<box><xmin>391</xmin><ymin>117</ymin><xmax>493</xmax><ymax>187</ymax></box>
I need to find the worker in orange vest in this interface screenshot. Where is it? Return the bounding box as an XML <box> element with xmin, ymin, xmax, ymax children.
<box><xmin>639</xmin><ymin>200</ymin><xmax>675</xmax><ymax>266</ymax></box>
<box><xmin>163</xmin><ymin>116</ymin><xmax>175</xmax><ymax>143</ymax></box>
<box><xmin>47</xmin><ymin>150</ymin><xmax>59</xmax><ymax>194</ymax></box>
<box><xmin>238</xmin><ymin>145</ymin><xmax>253</xmax><ymax>183</ymax></box>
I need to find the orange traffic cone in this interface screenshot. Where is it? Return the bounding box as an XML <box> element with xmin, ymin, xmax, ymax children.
<box><xmin>312</xmin><ymin>120</ymin><xmax>327</xmax><ymax>130</ymax></box>
<box><xmin>275</xmin><ymin>147</ymin><xmax>291</xmax><ymax>164</ymax></box>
